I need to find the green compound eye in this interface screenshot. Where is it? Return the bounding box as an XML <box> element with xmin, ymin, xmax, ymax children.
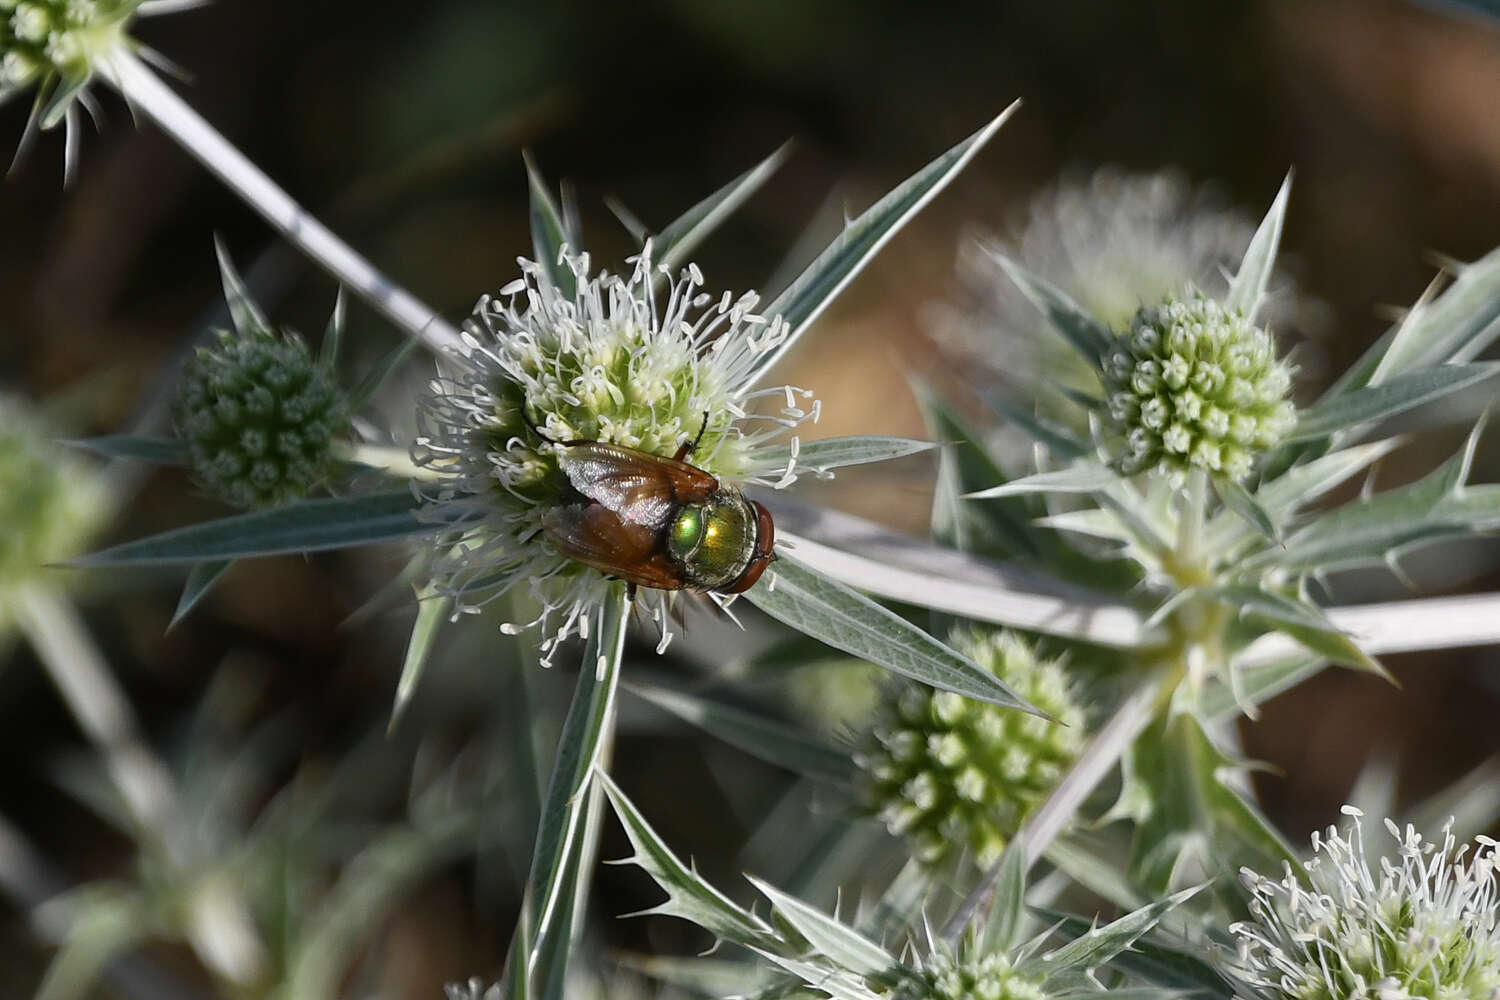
<box><xmin>669</xmin><ymin>506</ymin><xmax>705</xmax><ymax>558</ymax></box>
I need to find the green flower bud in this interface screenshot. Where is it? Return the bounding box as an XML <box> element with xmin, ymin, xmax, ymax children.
<box><xmin>0</xmin><ymin>0</ymin><xmax>139</xmax><ymax>111</ymax></box>
<box><xmin>1100</xmin><ymin>289</ymin><xmax>1294</xmax><ymax>482</ymax></box>
<box><xmin>893</xmin><ymin>945</ymin><xmax>1049</xmax><ymax>1000</ymax></box>
<box><xmin>174</xmin><ymin>325</ymin><xmax>349</xmax><ymax>509</ymax></box>
<box><xmin>856</xmin><ymin>629</ymin><xmax>1085</xmax><ymax>867</ymax></box>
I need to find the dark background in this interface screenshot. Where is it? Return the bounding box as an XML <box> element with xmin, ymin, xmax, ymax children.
<box><xmin>3</xmin><ymin>0</ymin><xmax>1500</xmax><ymax>995</ymax></box>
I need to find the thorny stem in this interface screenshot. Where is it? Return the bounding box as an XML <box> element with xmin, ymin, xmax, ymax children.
<box><xmin>13</xmin><ymin>586</ymin><xmax>268</xmax><ymax>985</ymax></box>
<box><xmin>103</xmin><ymin>51</ymin><xmax>464</xmax><ymax>356</ymax></box>
<box><xmin>942</xmin><ymin>675</ymin><xmax>1164</xmax><ymax>942</ymax></box>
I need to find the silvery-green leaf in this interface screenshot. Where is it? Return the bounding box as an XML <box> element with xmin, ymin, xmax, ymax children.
<box><xmin>1212</xmin><ymin>584</ymin><xmax>1342</xmax><ymax>633</ymax></box>
<box><xmin>745</xmin><ymin>554</ymin><xmax>1044</xmax><ymax>715</ymax></box>
<box><xmin>1028</xmin><ymin>884</ymin><xmax>1204</xmax><ymax>990</ymax></box>
<box><xmin>67</xmin><ymin>435</ymin><xmax>188</xmax><ymax>465</ymax></box>
<box><xmin>500</xmin><ymin>905</ymin><xmax>532</xmax><ymax>1000</ymax></box>
<box><xmin>35</xmin><ymin>891</ymin><xmax>152</xmax><ymax>1000</ymax></box>
<box><xmin>981</xmin><ymin>249</ymin><xmax>1113</xmax><ymax>366</ymax></box>
<box><xmin>39</xmin><ymin>74</ymin><xmax>88</xmax><ymax>131</ymax></box>
<box><xmin>213</xmin><ymin>235</ymin><xmax>268</xmax><ymax>336</ymax></box>
<box><xmin>72</xmin><ymin>490</ymin><xmax>446</xmax><ymax>566</ymax></box>
<box><xmin>656</xmin><ymin>144</ymin><xmax>792</xmax><ymax>275</ymax></box>
<box><xmin>1437</xmin><ymin>483</ymin><xmax>1500</xmax><ymax>528</ymax></box>
<box><xmin>626</xmin><ymin>683</ymin><xmax>853</xmax><ymax>784</ymax></box>
<box><xmin>597</xmin><ymin>769</ymin><xmax>779</xmax><ymax>950</ymax></box>
<box><xmin>743</xmin><ymin>106</ymin><xmax>1017</xmax><ymax>393</ymax></box>
<box><xmin>525</xmin><ymin>590</ymin><xmax>627</xmax><ymax>969</ymax></box>
<box><xmin>965</xmin><ymin>463</ymin><xmax>1120</xmax><ymax>499</ymax></box>
<box><xmin>1203</xmin><ymin>655</ymin><xmax>1324</xmax><ymax>722</ymax></box>
<box><xmin>387</xmin><ymin>588</ymin><xmax>451</xmax><ymax>732</ymax></box>
<box><xmin>750</xmin><ymin>435</ymin><xmax>936</xmax><ymax>477</ymax></box>
<box><xmin>1040</xmin><ymin>912</ymin><xmax>1234</xmax><ymax>999</ymax></box>
<box><xmin>1366</xmin><ymin>244</ymin><xmax>1500</xmax><ymax>386</ymax></box>
<box><xmin>169</xmin><ymin>560</ymin><xmax>232</xmax><ymax>629</ymax></box>
<box><xmin>982</xmin><ymin>833</ymin><xmax>1027</xmax><ymax>955</ymax></box>
<box><xmin>982</xmin><ymin>392</ymin><xmax>1090</xmax><ymax>460</ymax></box>
<box><xmin>615</xmin><ymin>955</ymin><xmax>776</xmax><ymax>998</ymax></box>
<box><xmin>347</xmin><ymin>335</ymin><xmax>421</xmax><ymax>410</ymax></box>
<box><xmin>524</xmin><ymin>152</ymin><xmax>576</xmax><ymax>298</ymax></box>
<box><xmin>748</xmin><ymin>876</ymin><xmax>893</xmax><ymax>976</ymax></box>
<box><xmin>1408</xmin><ymin>756</ymin><xmax>1500</xmax><ymax>847</ymax></box>
<box><xmin>755</xmin><ymin>953</ymin><xmax>882</xmax><ymax>1000</ymax></box>
<box><xmin>538</xmin><ymin>794</ymin><xmax>590</xmax><ymax>1000</ymax></box>
<box><xmin>1287</xmin><ymin>362</ymin><xmax>1500</xmax><ymax>443</ymax></box>
<box><xmin>1044</xmin><ymin>834</ymin><xmax>1147</xmax><ymax>912</ymax></box>
<box><xmin>1226</xmin><ymin>172</ymin><xmax>1292</xmax><ymax>321</ymax></box>
<box><xmin>319</xmin><ymin>285</ymin><xmax>347</xmax><ymax>366</ymax></box>
<box><xmin>1277</xmin><ymin>620</ymin><xmax>1386</xmax><ymax>677</ymax></box>
<box><xmin>1210</xmin><ymin>476</ymin><xmax>1279</xmax><ymax>543</ymax></box>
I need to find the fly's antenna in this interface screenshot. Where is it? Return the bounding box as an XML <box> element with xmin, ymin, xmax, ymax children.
<box><xmin>691</xmin><ymin>411</ymin><xmax>710</xmax><ymax>452</ymax></box>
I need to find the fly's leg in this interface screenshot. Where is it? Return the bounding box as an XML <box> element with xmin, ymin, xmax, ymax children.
<box><xmin>672</xmin><ymin>411</ymin><xmax>711</xmax><ymax>462</ymax></box>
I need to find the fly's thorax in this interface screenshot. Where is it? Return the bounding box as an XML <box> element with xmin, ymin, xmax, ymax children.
<box><xmin>667</xmin><ymin>488</ymin><xmax>759</xmax><ymax>590</ymax></box>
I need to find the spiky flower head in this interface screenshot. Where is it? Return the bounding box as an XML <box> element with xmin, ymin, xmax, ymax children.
<box><xmin>2</xmin><ymin>0</ymin><xmax>142</xmax><ymax>137</ymax></box>
<box><xmin>1100</xmin><ymin>289</ymin><xmax>1295</xmax><ymax>483</ymax></box>
<box><xmin>413</xmin><ymin>246</ymin><xmax>816</xmax><ymax>662</ymax></box>
<box><xmin>174</xmin><ymin>324</ymin><xmax>349</xmax><ymax>509</ymax></box>
<box><xmin>1228</xmin><ymin>806</ymin><xmax>1500</xmax><ymax>1000</ymax></box>
<box><xmin>892</xmin><ymin>942</ymin><xmax>1049</xmax><ymax>1000</ymax></box>
<box><xmin>856</xmin><ymin>629</ymin><xmax>1085</xmax><ymax>867</ymax></box>
<box><xmin>0</xmin><ymin>393</ymin><xmax>111</xmax><ymax>623</ymax></box>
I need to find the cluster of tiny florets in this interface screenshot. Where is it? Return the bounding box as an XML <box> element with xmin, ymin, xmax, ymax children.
<box><xmin>413</xmin><ymin>247</ymin><xmax>814</xmax><ymax>660</ymax></box>
<box><xmin>891</xmin><ymin>946</ymin><xmax>1048</xmax><ymax>1000</ymax></box>
<box><xmin>1228</xmin><ymin>806</ymin><xmax>1500</xmax><ymax>1000</ymax></box>
<box><xmin>1100</xmin><ymin>290</ymin><xmax>1294</xmax><ymax>482</ymax></box>
<box><xmin>856</xmin><ymin>630</ymin><xmax>1085</xmax><ymax>867</ymax></box>
<box><xmin>174</xmin><ymin>326</ymin><xmax>349</xmax><ymax>509</ymax></box>
<box><xmin>0</xmin><ymin>0</ymin><xmax>136</xmax><ymax>97</ymax></box>
<box><xmin>0</xmin><ymin>395</ymin><xmax>111</xmax><ymax>611</ymax></box>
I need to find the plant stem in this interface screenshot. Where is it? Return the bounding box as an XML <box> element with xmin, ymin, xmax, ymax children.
<box><xmin>943</xmin><ymin>675</ymin><xmax>1163</xmax><ymax>941</ymax></box>
<box><xmin>103</xmin><ymin>51</ymin><xmax>463</xmax><ymax>356</ymax></box>
<box><xmin>1175</xmin><ymin>468</ymin><xmax>1208</xmax><ymax>573</ymax></box>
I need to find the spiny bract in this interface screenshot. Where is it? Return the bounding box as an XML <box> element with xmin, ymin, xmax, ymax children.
<box><xmin>892</xmin><ymin>947</ymin><xmax>1049</xmax><ymax>1000</ymax></box>
<box><xmin>856</xmin><ymin>629</ymin><xmax>1085</xmax><ymax>867</ymax></box>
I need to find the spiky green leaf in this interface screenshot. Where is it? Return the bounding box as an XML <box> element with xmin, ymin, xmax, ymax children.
<box><xmin>388</xmin><ymin>588</ymin><xmax>451</xmax><ymax>732</ymax></box>
<box><xmin>524</xmin><ymin>152</ymin><xmax>577</xmax><ymax>298</ymax></box>
<box><xmin>751</xmin><ymin>435</ymin><xmax>936</xmax><ymax>477</ymax></box>
<box><xmin>1226</xmin><ymin>173</ymin><xmax>1291</xmax><ymax>321</ymax></box>
<box><xmin>749</xmin><ymin>877</ymin><xmax>893</xmax><ymax>976</ymax></box>
<box><xmin>1030</xmin><ymin>884</ymin><xmax>1204</xmax><ymax>991</ymax></box>
<box><xmin>169</xmin><ymin>560</ymin><xmax>233</xmax><ymax>629</ymax></box>
<box><xmin>982</xmin><ymin>249</ymin><xmax>1113</xmax><ymax>365</ymax></box>
<box><xmin>66</xmin><ymin>435</ymin><xmax>188</xmax><ymax>465</ymax></box>
<box><xmin>1287</xmin><ymin>363</ymin><xmax>1500</xmax><ymax>443</ymax></box>
<box><xmin>656</xmin><ymin>144</ymin><xmax>792</xmax><ymax>275</ymax></box>
<box><xmin>213</xmin><ymin>235</ymin><xmax>268</xmax><ymax>336</ymax></box>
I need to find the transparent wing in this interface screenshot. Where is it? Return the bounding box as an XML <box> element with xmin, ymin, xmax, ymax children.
<box><xmin>556</xmin><ymin>442</ymin><xmax>718</xmax><ymax>526</ymax></box>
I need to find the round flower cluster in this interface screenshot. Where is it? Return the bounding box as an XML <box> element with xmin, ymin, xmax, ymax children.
<box><xmin>413</xmin><ymin>247</ymin><xmax>814</xmax><ymax>661</ymax></box>
<box><xmin>856</xmin><ymin>629</ymin><xmax>1085</xmax><ymax>867</ymax></box>
<box><xmin>893</xmin><ymin>946</ymin><xmax>1048</xmax><ymax>1000</ymax></box>
<box><xmin>1229</xmin><ymin>806</ymin><xmax>1500</xmax><ymax>1000</ymax></box>
<box><xmin>174</xmin><ymin>326</ymin><xmax>349</xmax><ymax>509</ymax></box>
<box><xmin>1100</xmin><ymin>290</ymin><xmax>1294</xmax><ymax>482</ymax></box>
<box><xmin>0</xmin><ymin>395</ymin><xmax>111</xmax><ymax>611</ymax></box>
<box><xmin>1</xmin><ymin>0</ymin><xmax>137</xmax><ymax>101</ymax></box>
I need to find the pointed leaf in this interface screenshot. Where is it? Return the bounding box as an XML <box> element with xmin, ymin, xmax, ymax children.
<box><xmin>1031</xmin><ymin>884</ymin><xmax>1204</xmax><ymax>991</ymax></box>
<box><xmin>982</xmin><ymin>248</ymin><xmax>1112</xmax><ymax>365</ymax></box>
<box><xmin>1040</xmin><ymin>913</ymin><xmax>1234</xmax><ymax>998</ymax></box>
<box><xmin>1288</xmin><ymin>363</ymin><xmax>1500</xmax><ymax>443</ymax></box>
<box><xmin>525</xmin><ymin>590</ymin><xmax>627</xmax><ymax>969</ymax></box>
<box><xmin>347</xmin><ymin>336</ymin><xmax>421</xmax><ymax>411</ymax></box>
<box><xmin>1368</xmin><ymin>245</ymin><xmax>1500</xmax><ymax>386</ymax></box>
<box><xmin>656</xmin><ymin>143</ymin><xmax>792</xmax><ymax>275</ymax></box>
<box><xmin>169</xmin><ymin>559</ymin><xmax>232</xmax><ymax>628</ymax></box>
<box><xmin>745</xmin><ymin>554</ymin><xmax>1044</xmax><ymax>715</ymax></box>
<box><xmin>750</xmin><ymin>877</ymin><xmax>893</xmax><ymax>976</ymax></box>
<box><xmin>743</xmin><ymin>106</ymin><xmax>1017</xmax><ymax>392</ymax></box>
<box><xmin>36</xmin><ymin>894</ymin><xmax>152</xmax><ymax>1000</ymax></box>
<box><xmin>320</xmin><ymin>286</ymin><xmax>347</xmax><ymax>366</ymax></box>
<box><xmin>626</xmin><ymin>683</ymin><xmax>854</xmax><ymax>784</ymax></box>
<box><xmin>751</xmin><ymin>435</ymin><xmax>936</xmax><ymax>477</ymax></box>
<box><xmin>1211</xmin><ymin>476</ymin><xmax>1279</xmax><ymax>543</ymax></box>
<box><xmin>1226</xmin><ymin>172</ymin><xmax>1292</xmax><ymax>320</ymax></box>
<box><xmin>65</xmin><ymin>435</ymin><xmax>188</xmax><ymax>465</ymax></box>
<box><xmin>72</xmin><ymin>490</ymin><xmax>447</xmax><ymax>566</ymax></box>
<box><xmin>213</xmin><ymin>235</ymin><xmax>268</xmax><ymax>336</ymax></box>
<box><xmin>523</xmin><ymin>152</ymin><xmax>576</xmax><ymax>298</ymax></box>
<box><xmin>598</xmin><ymin>770</ymin><xmax>778</xmax><ymax>949</ymax></box>
<box><xmin>985</xmin><ymin>833</ymin><xmax>1027</xmax><ymax>955</ymax></box>
<box><xmin>388</xmin><ymin>588</ymin><xmax>451</xmax><ymax>732</ymax></box>
<box><xmin>982</xmin><ymin>392</ymin><xmax>1089</xmax><ymax>460</ymax></box>
<box><xmin>965</xmin><ymin>463</ymin><xmax>1119</xmax><ymax>499</ymax></box>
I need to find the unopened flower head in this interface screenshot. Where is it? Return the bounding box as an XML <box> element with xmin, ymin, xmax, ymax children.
<box><xmin>856</xmin><ymin>629</ymin><xmax>1085</xmax><ymax>867</ymax></box>
<box><xmin>174</xmin><ymin>325</ymin><xmax>350</xmax><ymax>509</ymax></box>
<box><xmin>413</xmin><ymin>246</ymin><xmax>816</xmax><ymax>662</ymax></box>
<box><xmin>1100</xmin><ymin>289</ymin><xmax>1294</xmax><ymax>483</ymax></box>
<box><xmin>893</xmin><ymin>942</ymin><xmax>1048</xmax><ymax>1000</ymax></box>
<box><xmin>1228</xmin><ymin>806</ymin><xmax>1500</xmax><ymax>1000</ymax></box>
<box><xmin>1</xmin><ymin>0</ymin><xmax>141</xmax><ymax>123</ymax></box>
<box><xmin>0</xmin><ymin>394</ymin><xmax>111</xmax><ymax>618</ymax></box>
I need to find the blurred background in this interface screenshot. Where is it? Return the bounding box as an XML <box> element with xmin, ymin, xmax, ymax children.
<box><xmin>3</xmin><ymin>0</ymin><xmax>1500</xmax><ymax>995</ymax></box>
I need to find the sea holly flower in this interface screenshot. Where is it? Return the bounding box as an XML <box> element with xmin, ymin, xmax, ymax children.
<box><xmin>1100</xmin><ymin>289</ymin><xmax>1295</xmax><ymax>483</ymax></box>
<box><xmin>413</xmin><ymin>245</ymin><xmax>817</xmax><ymax>661</ymax></box>
<box><xmin>1228</xmin><ymin>806</ymin><xmax>1500</xmax><ymax>1000</ymax></box>
<box><xmin>857</xmin><ymin>629</ymin><xmax>1085</xmax><ymax>867</ymax></box>
<box><xmin>893</xmin><ymin>942</ymin><xmax>1047</xmax><ymax>1000</ymax></box>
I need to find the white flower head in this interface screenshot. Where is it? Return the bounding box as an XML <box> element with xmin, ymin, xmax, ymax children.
<box><xmin>413</xmin><ymin>245</ymin><xmax>817</xmax><ymax>663</ymax></box>
<box><xmin>1228</xmin><ymin>806</ymin><xmax>1500</xmax><ymax>1000</ymax></box>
